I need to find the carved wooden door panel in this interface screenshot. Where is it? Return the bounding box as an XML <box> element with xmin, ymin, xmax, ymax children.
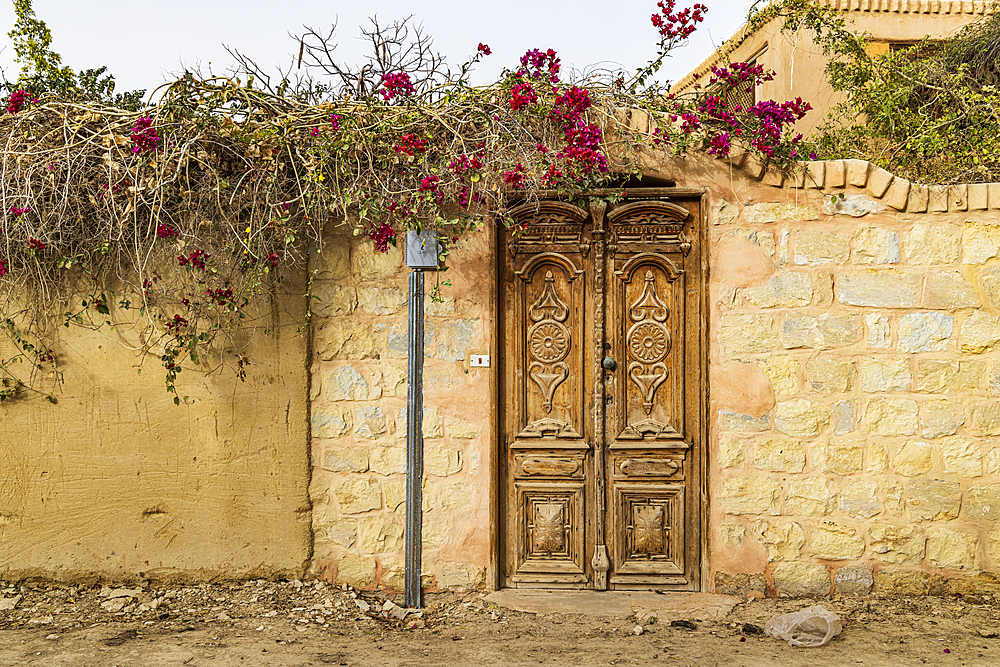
<box><xmin>500</xmin><ymin>191</ymin><xmax>702</xmax><ymax>590</ymax></box>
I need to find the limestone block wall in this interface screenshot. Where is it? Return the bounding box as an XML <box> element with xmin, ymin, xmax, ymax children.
<box><xmin>308</xmin><ymin>226</ymin><xmax>492</xmax><ymax>590</ymax></box>
<box><xmin>692</xmin><ymin>156</ymin><xmax>1000</xmax><ymax>597</ymax></box>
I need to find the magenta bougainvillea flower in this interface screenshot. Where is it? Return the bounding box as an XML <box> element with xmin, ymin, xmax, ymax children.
<box><xmin>156</xmin><ymin>224</ymin><xmax>177</xmax><ymax>239</ymax></box>
<box><xmin>165</xmin><ymin>313</ymin><xmax>188</xmax><ymax>332</ymax></box>
<box><xmin>518</xmin><ymin>48</ymin><xmax>561</xmax><ymax>82</ymax></box>
<box><xmin>503</xmin><ymin>164</ymin><xmax>527</xmax><ymax>189</ymax></box>
<box><xmin>206</xmin><ymin>287</ymin><xmax>234</xmax><ymax>305</ymax></box>
<box><xmin>394</xmin><ymin>133</ymin><xmax>428</xmax><ymax>156</ymax></box>
<box><xmin>178</xmin><ymin>249</ymin><xmax>209</xmax><ymax>269</ymax></box>
<box><xmin>419</xmin><ymin>174</ymin><xmax>444</xmax><ymax>204</ymax></box>
<box><xmin>651</xmin><ymin>0</ymin><xmax>706</xmax><ymax>40</ymax></box>
<box><xmin>380</xmin><ymin>72</ymin><xmax>416</xmax><ymax>101</ymax></box>
<box><xmin>368</xmin><ymin>221</ymin><xmax>396</xmax><ymax>253</ymax></box>
<box><xmin>131</xmin><ymin>116</ymin><xmax>161</xmax><ymax>154</ymax></box>
<box><xmin>6</xmin><ymin>89</ymin><xmax>36</xmax><ymax>114</ymax></box>
<box><xmin>549</xmin><ymin>85</ymin><xmax>591</xmax><ymax>126</ymax></box>
<box><xmin>509</xmin><ymin>81</ymin><xmax>538</xmax><ymax>110</ymax></box>
<box><xmin>448</xmin><ymin>153</ymin><xmax>483</xmax><ymax>176</ymax></box>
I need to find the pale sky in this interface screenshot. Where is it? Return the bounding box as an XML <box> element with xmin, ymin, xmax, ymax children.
<box><xmin>0</xmin><ymin>0</ymin><xmax>755</xmax><ymax>96</ymax></box>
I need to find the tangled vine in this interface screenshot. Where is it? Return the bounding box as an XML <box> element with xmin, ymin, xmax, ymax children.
<box><xmin>0</xmin><ymin>0</ymin><xmax>814</xmax><ymax>404</ymax></box>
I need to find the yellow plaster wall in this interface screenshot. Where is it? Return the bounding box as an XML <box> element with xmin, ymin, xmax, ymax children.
<box><xmin>0</xmin><ymin>282</ymin><xmax>312</xmax><ymax>584</ymax></box>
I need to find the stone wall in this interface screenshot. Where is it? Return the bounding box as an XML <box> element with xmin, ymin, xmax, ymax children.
<box><xmin>12</xmin><ymin>148</ymin><xmax>997</xmax><ymax>597</ymax></box>
<box><xmin>0</xmin><ymin>283</ymin><xmax>311</xmax><ymax>584</ymax></box>
<box><xmin>311</xmin><ymin>153</ymin><xmax>1000</xmax><ymax>597</ymax></box>
<box><xmin>308</xmin><ymin>225</ymin><xmax>492</xmax><ymax>591</ymax></box>
<box><xmin>669</xmin><ymin>153</ymin><xmax>1000</xmax><ymax>597</ymax></box>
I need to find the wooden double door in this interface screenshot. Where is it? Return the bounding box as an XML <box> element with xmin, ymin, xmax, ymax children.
<box><xmin>499</xmin><ymin>190</ymin><xmax>704</xmax><ymax>590</ymax></box>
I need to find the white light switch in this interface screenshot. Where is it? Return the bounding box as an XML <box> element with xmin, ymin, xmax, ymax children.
<box><xmin>470</xmin><ymin>354</ymin><xmax>490</xmax><ymax>367</ymax></box>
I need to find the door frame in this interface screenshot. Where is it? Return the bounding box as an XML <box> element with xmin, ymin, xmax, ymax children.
<box><xmin>489</xmin><ymin>186</ymin><xmax>710</xmax><ymax>591</ymax></box>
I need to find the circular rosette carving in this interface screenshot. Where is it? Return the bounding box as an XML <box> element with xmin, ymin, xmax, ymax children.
<box><xmin>529</xmin><ymin>321</ymin><xmax>570</xmax><ymax>363</ymax></box>
<box><xmin>627</xmin><ymin>321</ymin><xmax>670</xmax><ymax>363</ymax></box>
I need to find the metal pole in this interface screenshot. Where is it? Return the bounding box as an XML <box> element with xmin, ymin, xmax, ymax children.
<box><xmin>405</xmin><ymin>269</ymin><xmax>424</xmax><ymax>608</ymax></box>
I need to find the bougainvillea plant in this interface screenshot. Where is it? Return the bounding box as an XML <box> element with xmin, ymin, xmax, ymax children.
<box><xmin>756</xmin><ymin>0</ymin><xmax>1000</xmax><ymax>184</ymax></box>
<box><xmin>0</xmin><ymin>0</ymin><xmax>813</xmax><ymax>404</ymax></box>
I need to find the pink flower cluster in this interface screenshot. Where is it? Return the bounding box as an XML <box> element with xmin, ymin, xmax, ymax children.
<box><xmin>330</xmin><ymin>114</ymin><xmax>341</xmax><ymax>130</ymax></box>
<box><xmin>509</xmin><ymin>82</ymin><xmax>538</xmax><ymax>110</ymax></box>
<box><xmin>745</xmin><ymin>98</ymin><xmax>812</xmax><ymax>157</ymax></box>
<box><xmin>557</xmin><ymin>121</ymin><xmax>609</xmax><ymax>174</ymax></box>
<box><xmin>708</xmin><ymin>62</ymin><xmax>773</xmax><ymax>94</ymax></box>
<box><xmin>518</xmin><ymin>48</ymin><xmax>561</xmax><ymax>82</ymax></box>
<box><xmin>206</xmin><ymin>287</ymin><xmax>234</xmax><ymax>305</ymax></box>
<box><xmin>368</xmin><ymin>221</ymin><xmax>396</xmax><ymax>253</ymax></box>
<box><xmin>165</xmin><ymin>314</ymin><xmax>188</xmax><ymax>333</ymax></box>
<box><xmin>477</xmin><ymin>43</ymin><xmax>491</xmax><ymax>56</ymax></box>
<box><xmin>419</xmin><ymin>175</ymin><xmax>443</xmax><ymax>204</ymax></box>
<box><xmin>679</xmin><ymin>112</ymin><xmax>701</xmax><ymax>133</ymax></box>
<box><xmin>549</xmin><ymin>86</ymin><xmax>591</xmax><ymax>126</ymax></box>
<box><xmin>541</xmin><ymin>164</ymin><xmax>563</xmax><ymax>185</ymax></box>
<box><xmin>547</xmin><ymin>82</ymin><xmax>608</xmax><ymax>177</ymax></box>
<box><xmin>651</xmin><ymin>0</ymin><xmax>706</xmax><ymax>40</ymax></box>
<box><xmin>28</xmin><ymin>237</ymin><xmax>47</xmax><ymax>252</ymax></box>
<box><xmin>0</xmin><ymin>260</ymin><xmax>7</xmax><ymax>277</ymax></box>
<box><xmin>386</xmin><ymin>200</ymin><xmax>414</xmax><ymax>218</ymax></box>
<box><xmin>156</xmin><ymin>224</ymin><xmax>177</xmax><ymax>239</ymax></box>
<box><xmin>178</xmin><ymin>249</ymin><xmax>208</xmax><ymax>269</ymax></box>
<box><xmin>9</xmin><ymin>205</ymin><xmax>30</xmax><ymax>217</ymax></box>
<box><xmin>394</xmin><ymin>133</ymin><xmax>428</xmax><ymax>156</ymax></box>
<box><xmin>448</xmin><ymin>152</ymin><xmax>483</xmax><ymax>176</ymax></box>
<box><xmin>267</xmin><ymin>252</ymin><xmax>279</xmax><ymax>268</ymax></box>
<box><xmin>6</xmin><ymin>89</ymin><xmax>36</xmax><ymax>114</ymax></box>
<box><xmin>380</xmin><ymin>72</ymin><xmax>415</xmax><ymax>101</ymax></box>
<box><xmin>131</xmin><ymin>116</ymin><xmax>160</xmax><ymax>154</ymax></box>
<box><xmin>503</xmin><ymin>164</ymin><xmax>527</xmax><ymax>189</ymax></box>
<box><xmin>695</xmin><ymin>96</ymin><xmax>733</xmax><ymax>126</ymax></box>
<box><xmin>708</xmin><ymin>131</ymin><xmax>731</xmax><ymax>156</ymax></box>
<box><xmin>506</xmin><ymin>50</ymin><xmax>609</xmax><ymax>184</ymax></box>
<box><xmin>662</xmin><ymin>59</ymin><xmax>813</xmax><ymax>160</ymax></box>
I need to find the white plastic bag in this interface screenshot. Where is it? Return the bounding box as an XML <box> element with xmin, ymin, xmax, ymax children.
<box><xmin>764</xmin><ymin>605</ymin><xmax>843</xmax><ymax>647</ymax></box>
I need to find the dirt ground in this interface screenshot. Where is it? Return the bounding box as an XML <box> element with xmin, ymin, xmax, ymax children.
<box><xmin>2</xmin><ymin>579</ymin><xmax>1000</xmax><ymax>666</ymax></box>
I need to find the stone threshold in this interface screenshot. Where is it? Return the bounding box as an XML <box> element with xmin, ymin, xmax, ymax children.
<box><xmin>483</xmin><ymin>589</ymin><xmax>739</xmax><ymax>621</ymax></box>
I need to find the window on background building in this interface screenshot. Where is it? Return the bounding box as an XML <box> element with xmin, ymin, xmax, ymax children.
<box><xmin>866</xmin><ymin>40</ymin><xmax>943</xmax><ymax>59</ymax></box>
<box><xmin>724</xmin><ymin>46</ymin><xmax>767</xmax><ymax>111</ymax></box>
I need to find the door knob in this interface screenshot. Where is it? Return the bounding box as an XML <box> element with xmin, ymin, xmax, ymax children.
<box><xmin>602</xmin><ymin>357</ymin><xmax>616</xmax><ymax>371</ymax></box>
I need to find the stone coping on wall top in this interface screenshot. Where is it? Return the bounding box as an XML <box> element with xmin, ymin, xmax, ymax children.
<box><xmin>828</xmin><ymin>0</ymin><xmax>996</xmax><ymax>15</ymax></box>
<box><xmin>722</xmin><ymin>150</ymin><xmax>1000</xmax><ymax>214</ymax></box>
